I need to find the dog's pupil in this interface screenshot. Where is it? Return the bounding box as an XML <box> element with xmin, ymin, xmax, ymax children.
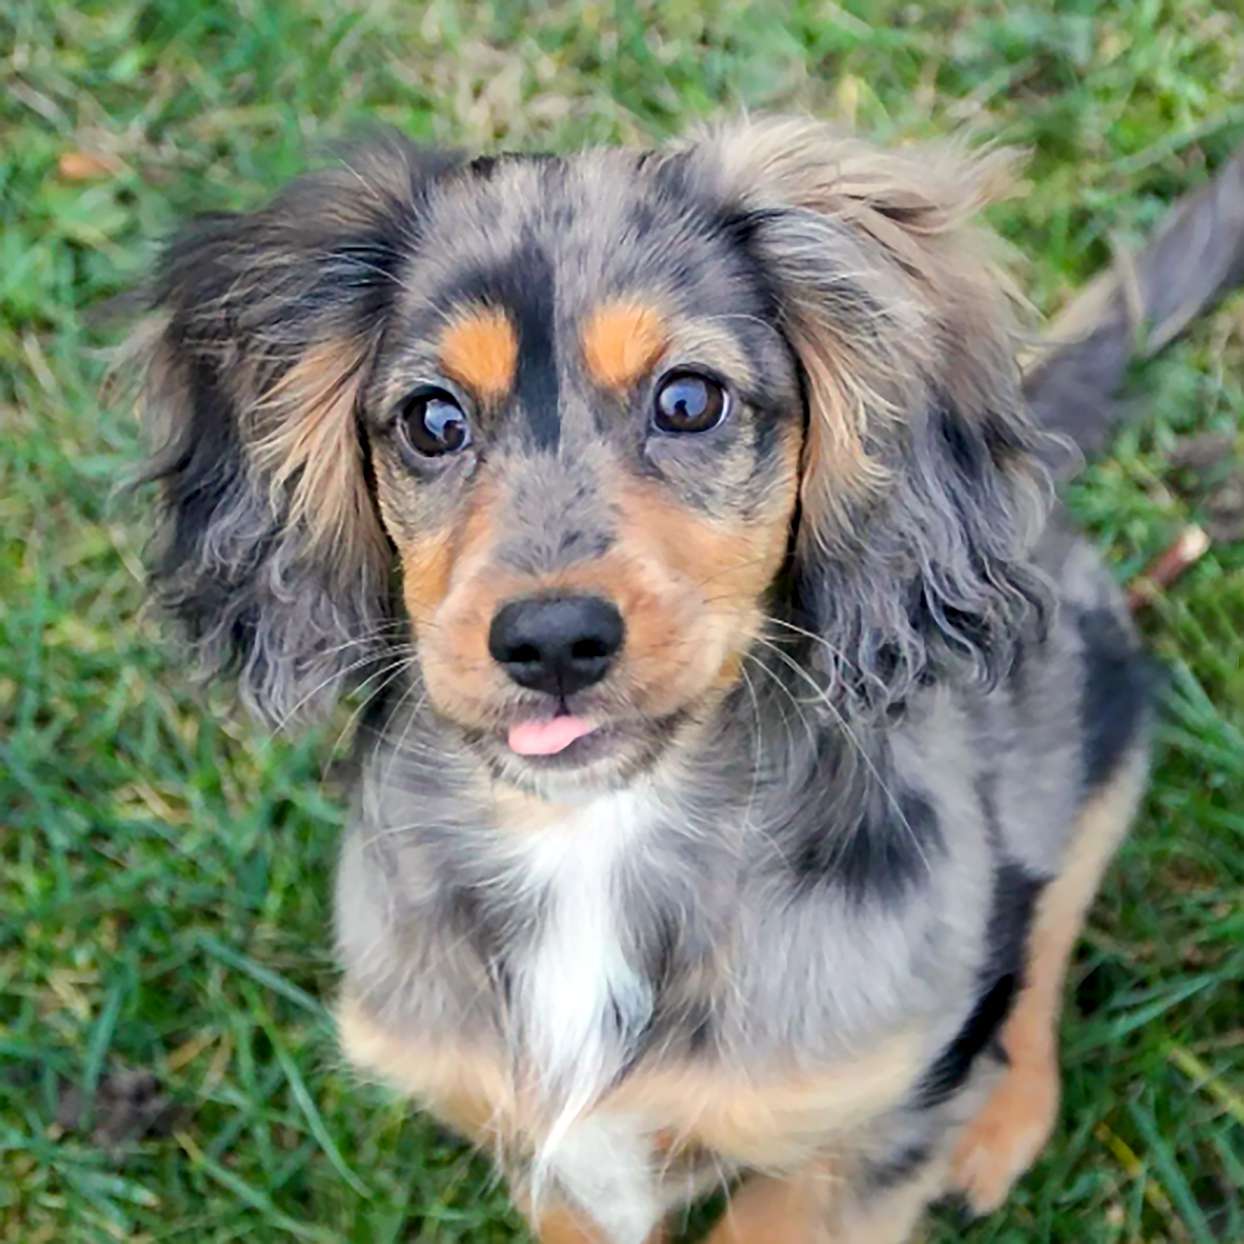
<box><xmin>426</xmin><ymin>400</ymin><xmax>459</xmax><ymax>438</ymax></box>
<box><xmin>657</xmin><ymin>373</ymin><xmax>721</xmax><ymax>432</ymax></box>
<box><xmin>668</xmin><ymin>379</ymin><xmax>704</xmax><ymax>419</ymax></box>
<box><xmin>418</xmin><ymin>396</ymin><xmax>465</xmax><ymax>451</ymax></box>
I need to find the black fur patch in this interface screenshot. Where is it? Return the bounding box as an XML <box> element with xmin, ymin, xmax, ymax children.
<box><xmin>509</xmin><ymin>240</ymin><xmax>561</xmax><ymax>450</ymax></box>
<box><xmin>145</xmin><ymin>349</ymin><xmax>284</xmax><ymax>690</ymax></box>
<box><xmin>975</xmin><ymin>769</ymin><xmax>1003</xmax><ymax>849</ymax></box>
<box><xmin>716</xmin><ymin>207</ymin><xmax>789</xmax><ymax>322</ymax></box>
<box><xmin>1077</xmin><ymin>606</ymin><xmax>1148</xmax><ymax>791</ymax></box>
<box><xmin>938</xmin><ymin>401</ymin><xmax>990</xmax><ymax>477</ymax></box>
<box><xmin>463</xmin><ymin>151</ymin><xmax>552</xmax><ymax>181</ymax></box>
<box><xmin>791</xmin><ymin>782</ymin><xmax>945</xmax><ymax>903</ymax></box>
<box><xmin>917</xmin><ymin>973</ymin><xmax>1014</xmax><ymax>1110</ymax></box>
<box><xmin>915</xmin><ymin>860</ymin><xmax>1047</xmax><ymax>1107</ymax></box>
<box><xmin>861</xmin><ymin>1140</ymin><xmax>933</xmax><ymax>1190</ymax></box>
<box><xmin>746</xmin><ymin>388</ymin><xmax>784</xmax><ymax>467</ymax></box>
<box><xmin>685</xmin><ymin>999</ymin><xmax>716</xmax><ymax>1055</ymax></box>
<box><xmin>440</xmin><ymin>874</ymin><xmax>520</xmax><ymax>981</ymax></box>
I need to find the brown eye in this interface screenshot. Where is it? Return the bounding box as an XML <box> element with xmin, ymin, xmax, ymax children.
<box><xmin>397</xmin><ymin>387</ymin><xmax>471</xmax><ymax>458</ymax></box>
<box><xmin>652</xmin><ymin>371</ymin><xmax>729</xmax><ymax>434</ymax></box>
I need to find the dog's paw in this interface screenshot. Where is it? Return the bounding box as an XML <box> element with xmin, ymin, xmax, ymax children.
<box><xmin>947</xmin><ymin>1061</ymin><xmax>1059</xmax><ymax>1215</ymax></box>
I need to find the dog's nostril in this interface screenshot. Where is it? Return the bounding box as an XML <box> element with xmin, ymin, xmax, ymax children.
<box><xmin>570</xmin><ymin>637</ymin><xmax>609</xmax><ymax>662</ymax></box>
<box><xmin>488</xmin><ymin>595</ymin><xmax>624</xmax><ymax>697</ymax></box>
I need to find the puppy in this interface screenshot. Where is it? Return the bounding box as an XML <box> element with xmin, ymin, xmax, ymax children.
<box><xmin>131</xmin><ymin>116</ymin><xmax>1190</xmax><ymax>1242</ymax></box>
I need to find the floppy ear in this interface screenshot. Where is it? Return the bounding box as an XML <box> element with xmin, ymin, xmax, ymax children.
<box><xmin>130</xmin><ymin>136</ymin><xmax>460</xmax><ymax>725</ymax></box>
<box><xmin>679</xmin><ymin>117</ymin><xmax>1051</xmax><ymax>711</ymax></box>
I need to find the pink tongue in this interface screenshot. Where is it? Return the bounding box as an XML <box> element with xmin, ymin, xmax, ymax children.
<box><xmin>507</xmin><ymin>715</ymin><xmax>597</xmax><ymax>756</ymax></box>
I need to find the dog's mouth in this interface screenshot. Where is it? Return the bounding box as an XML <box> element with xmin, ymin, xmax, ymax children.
<box><xmin>499</xmin><ymin>708</ymin><xmax>636</xmax><ymax>772</ymax></box>
<box><xmin>506</xmin><ymin>713</ymin><xmax>599</xmax><ymax>757</ymax></box>
<box><xmin>468</xmin><ymin>701</ymin><xmax>688</xmax><ymax>785</ymax></box>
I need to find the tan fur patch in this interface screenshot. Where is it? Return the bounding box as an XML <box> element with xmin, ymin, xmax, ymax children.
<box><xmin>705</xmin><ymin>1165</ymin><xmax>838</xmax><ymax>1243</ymax></box>
<box><xmin>247</xmin><ymin>339</ymin><xmax>386</xmax><ymax>564</ymax></box>
<box><xmin>615</xmin><ymin>1030</ymin><xmax>924</xmax><ymax>1169</ymax></box>
<box><xmin>394</xmin><ymin>469</ymin><xmax>503</xmax><ymax>650</ymax></box>
<box><xmin>337</xmin><ymin>995</ymin><xmax>516</xmax><ymax>1142</ymax></box>
<box><xmin>704</xmin><ymin>1124</ymin><xmax>946</xmax><ymax>1241</ymax></box>
<box><xmin>527</xmin><ymin>1205</ymin><xmax>666</xmax><ymax>1244</ymax></box>
<box><xmin>493</xmin><ymin>785</ymin><xmax>582</xmax><ymax>833</ymax></box>
<box><xmin>529</xmin><ymin>1206</ymin><xmax>609</xmax><ymax>1244</ymax></box>
<box><xmin>830</xmin><ymin>1157</ymin><xmax>947</xmax><ymax>1243</ymax></box>
<box><xmin>607</xmin><ymin>473</ymin><xmax>796</xmax><ymax>709</ymax></box>
<box><xmin>340</xmin><ymin>988</ymin><xmax>921</xmax><ymax>1174</ymax></box>
<box><xmin>791</xmin><ymin>334</ymin><xmax>884</xmax><ymax>539</ymax></box>
<box><xmin>581</xmin><ymin>301</ymin><xmax>668</xmax><ymax>390</ymax></box>
<box><xmin>439</xmin><ymin>307</ymin><xmax>519</xmax><ymax>399</ymax></box>
<box><xmin>403</xmin><ymin>476</ymin><xmax>515</xmax><ymax>724</ymax></box>
<box><xmin>399</xmin><ymin>534</ymin><xmax>455</xmax><ymax>625</ymax></box>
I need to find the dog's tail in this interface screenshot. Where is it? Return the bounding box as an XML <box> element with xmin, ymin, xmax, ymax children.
<box><xmin>1023</xmin><ymin>141</ymin><xmax>1244</xmax><ymax>479</ymax></box>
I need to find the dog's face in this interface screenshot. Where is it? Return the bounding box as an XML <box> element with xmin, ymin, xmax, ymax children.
<box><xmin>364</xmin><ymin>156</ymin><xmax>802</xmax><ymax>784</ymax></box>
<box><xmin>135</xmin><ymin>119</ymin><xmax>1048</xmax><ymax>792</ymax></box>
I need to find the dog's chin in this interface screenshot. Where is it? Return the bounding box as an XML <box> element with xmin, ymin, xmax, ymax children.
<box><xmin>468</xmin><ymin>712</ymin><xmax>687</xmax><ymax>801</ymax></box>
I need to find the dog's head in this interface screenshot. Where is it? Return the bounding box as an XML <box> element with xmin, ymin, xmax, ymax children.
<box><xmin>133</xmin><ymin>118</ymin><xmax>1048</xmax><ymax>791</ymax></box>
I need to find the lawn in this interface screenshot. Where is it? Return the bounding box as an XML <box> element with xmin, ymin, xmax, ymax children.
<box><xmin>2</xmin><ymin>2</ymin><xmax>1242</xmax><ymax>1241</ymax></box>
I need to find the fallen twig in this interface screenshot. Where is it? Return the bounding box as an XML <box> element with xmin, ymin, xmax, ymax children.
<box><xmin>1126</xmin><ymin>525</ymin><xmax>1211</xmax><ymax>612</ymax></box>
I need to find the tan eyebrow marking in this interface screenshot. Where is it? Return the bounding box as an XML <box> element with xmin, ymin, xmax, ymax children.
<box><xmin>438</xmin><ymin>307</ymin><xmax>518</xmax><ymax>399</ymax></box>
<box><xmin>581</xmin><ymin>300</ymin><xmax>668</xmax><ymax>390</ymax></box>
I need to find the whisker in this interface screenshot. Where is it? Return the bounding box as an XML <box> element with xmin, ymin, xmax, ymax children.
<box><xmin>320</xmin><ymin>655</ymin><xmax>416</xmax><ymax>781</ymax></box>
<box><xmin>762</xmin><ymin>614</ymin><xmax>853</xmax><ymax>671</ymax></box>
<box><xmin>269</xmin><ymin>648</ymin><xmax>397</xmax><ymax>735</ymax></box>
<box><xmin>735</xmin><ymin>662</ymin><xmax>766</xmax><ymax>832</ymax></box>
<box><xmin>740</xmin><ymin>650</ymin><xmax>817</xmax><ymax>757</ymax></box>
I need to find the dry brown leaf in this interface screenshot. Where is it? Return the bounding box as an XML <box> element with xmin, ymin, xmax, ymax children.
<box><xmin>57</xmin><ymin>150</ymin><xmax>120</xmax><ymax>181</ymax></box>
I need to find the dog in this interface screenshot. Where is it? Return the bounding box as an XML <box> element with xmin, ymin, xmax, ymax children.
<box><xmin>128</xmin><ymin>117</ymin><xmax>1241</xmax><ymax>1242</ymax></box>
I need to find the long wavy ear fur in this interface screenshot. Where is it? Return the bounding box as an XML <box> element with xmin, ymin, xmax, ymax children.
<box><xmin>128</xmin><ymin>136</ymin><xmax>461</xmax><ymax>725</ymax></box>
<box><xmin>674</xmin><ymin>117</ymin><xmax>1052</xmax><ymax>712</ymax></box>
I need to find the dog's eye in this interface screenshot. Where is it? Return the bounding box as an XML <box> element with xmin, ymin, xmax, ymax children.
<box><xmin>397</xmin><ymin>387</ymin><xmax>472</xmax><ymax>458</ymax></box>
<box><xmin>652</xmin><ymin>371</ymin><xmax>729</xmax><ymax>434</ymax></box>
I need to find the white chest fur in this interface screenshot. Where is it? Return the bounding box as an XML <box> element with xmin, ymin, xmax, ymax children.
<box><xmin>506</xmin><ymin>790</ymin><xmax>661</xmax><ymax>1240</ymax></box>
<box><xmin>512</xmin><ymin>789</ymin><xmax>653</xmax><ymax>1120</ymax></box>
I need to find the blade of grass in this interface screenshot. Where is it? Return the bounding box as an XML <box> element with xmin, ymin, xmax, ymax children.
<box><xmin>174</xmin><ymin>1129</ymin><xmax>340</xmax><ymax>1244</ymax></box>
<box><xmin>1126</xmin><ymin>1098</ymin><xmax>1216</xmax><ymax>1244</ymax></box>
<box><xmin>195</xmin><ymin>932</ymin><xmax>328</xmax><ymax>1021</ymax></box>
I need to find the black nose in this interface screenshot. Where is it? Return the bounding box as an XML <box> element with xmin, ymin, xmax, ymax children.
<box><xmin>488</xmin><ymin>595</ymin><xmax>624</xmax><ymax>697</ymax></box>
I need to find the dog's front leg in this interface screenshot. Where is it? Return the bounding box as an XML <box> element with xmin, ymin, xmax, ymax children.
<box><xmin>703</xmin><ymin>1165</ymin><xmax>837</xmax><ymax>1244</ymax></box>
<box><xmin>524</xmin><ymin>1202</ymin><xmax>666</xmax><ymax>1244</ymax></box>
<box><xmin>515</xmin><ymin>1111</ymin><xmax>670</xmax><ymax>1244</ymax></box>
<box><xmin>705</xmin><ymin>1157</ymin><xmax>945</xmax><ymax>1244</ymax></box>
<box><xmin>949</xmin><ymin>749</ymin><xmax>1147</xmax><ymax>1213</ymax></box>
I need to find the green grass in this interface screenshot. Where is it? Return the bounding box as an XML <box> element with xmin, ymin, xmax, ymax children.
<box><xmin>2</xmin><ymin>1</ymin><xmax>1242</xmax><ymax>1240</ymax></box>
